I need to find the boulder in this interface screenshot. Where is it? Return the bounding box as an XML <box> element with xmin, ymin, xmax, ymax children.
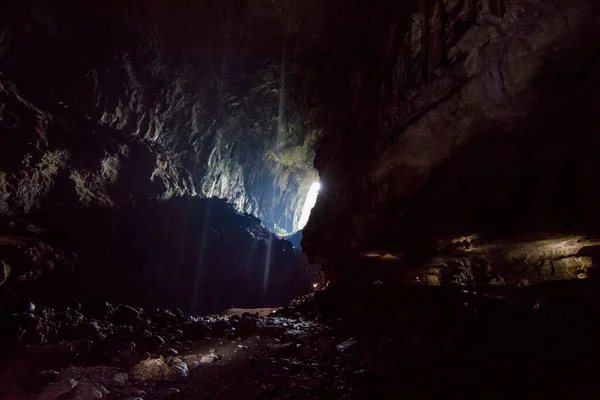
<box><xmin>129</xmin><ymin>358</ymin><xmax>189</xmax><ymax>382</ymax></box>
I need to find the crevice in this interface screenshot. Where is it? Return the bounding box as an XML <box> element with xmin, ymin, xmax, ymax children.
<box><xmin>393</xmin><ymin>69</ymin><xmax>485</xmax><ymax>138</ymax></box>
<box><xmin>497</xmin><ymin>60</ymin><xmax>510</xmax><ymax>96</ymax></box>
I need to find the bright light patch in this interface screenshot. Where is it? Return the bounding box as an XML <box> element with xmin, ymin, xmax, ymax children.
<box><xmin>297</xmin><ymin>182</ymin><xmax>320</xmax><ymax>230</ymax></box>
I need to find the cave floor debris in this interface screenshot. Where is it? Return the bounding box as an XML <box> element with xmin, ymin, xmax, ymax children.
<box><xmin>3</xmin><ymin>285</ymin><xmax>600</xmax><ymax>399</ymax></box>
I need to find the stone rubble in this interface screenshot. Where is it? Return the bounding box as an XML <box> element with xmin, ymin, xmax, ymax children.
<box><xmin>2</xmin><ymin>286</ymin><xmax>600</xmax><ymax>399</ymax></box>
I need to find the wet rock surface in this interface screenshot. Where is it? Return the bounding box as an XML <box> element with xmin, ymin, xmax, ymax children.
<box><xmin>1</xmin><ymin>285</ymin><xmax>600</xmax><ymax>399</ymax></box>
<box><xmin>0</xmin><ymin>74</ymin><xmax>192</xmax><ymax>216</ymax></box>
<box><xmin>301</xmin><ymin>0</ymin><xmax>600</xmax><ymax>285</ymax></box>
<box><xmin>0</xmin><ymin>0</ymin><xmax>323</xmax><ymax>233</ymax></box>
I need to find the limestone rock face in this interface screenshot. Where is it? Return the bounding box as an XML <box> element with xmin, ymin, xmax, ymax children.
<box><xmin>0</xmin><ymin>0</ymin><xmax>321</xmax><ymax>233</ymax></box>
<box><xmin>302</xmin><ymin>0</ymin><xmax>600</xmax><ymax>283</ymax></box>
<box><xmin>130</xmin><ymin>358</ymin><xmax>188</xmax><ymax>382</ymax></box>
<box><xmin>3</xmin><ymin>0</ymin><xmax>600</xmax><ymax>287</ymax></box>
<box><xmin>0</xmin><ymin>76</ymin><xmax>314</xmax><ymax>312</ymax></box>
<box><xmin>0</xmin><ymin>74</ymin><xmax>193</xmax><ymax>215</ymax></box>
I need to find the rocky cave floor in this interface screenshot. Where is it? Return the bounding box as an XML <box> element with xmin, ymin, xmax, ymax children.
<box><xmin>2</xmin><ymin>284</ymin><xmax>600</xmax><ymax>400</ymax></box>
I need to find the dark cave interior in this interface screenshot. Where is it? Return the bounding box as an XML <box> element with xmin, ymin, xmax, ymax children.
<box><xmin>2</xmin><ymin>0</ymin><xmax>600</xmax><ymax>399</ymax></box>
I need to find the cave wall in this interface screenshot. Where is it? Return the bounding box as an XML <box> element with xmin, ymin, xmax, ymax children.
<box><xmin>0</xmin><ymin>72</ymin><xmax>315</xmax><ymax>313</ymax></box>
<box><xmin>302</xmin><ymin>0</ymin><xmax>600</xmax><ymax>282</ymax></box>
<box><xmin>4</xmin><ymin>0</ymin><xmax>599</xmax><ymax>286</ymax></box>
<box><xmin>0</xmin><ymin>73</ymin><xmax>192</xmax><ymax>214</ymax></box>
<box><xmin>0</xmin><ymin>0</ymin><xmax>322</xmax><ymax>232</ymax></box>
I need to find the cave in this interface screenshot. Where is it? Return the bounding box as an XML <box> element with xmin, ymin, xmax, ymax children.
<box><xmin>2</xmin><ymin>0</ymin><xmax>600</xmax><ymax>399</ymax></box>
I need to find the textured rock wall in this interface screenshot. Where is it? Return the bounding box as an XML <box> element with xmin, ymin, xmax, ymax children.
<box><xmin>4</xmin><ymin>0</ymin><xmax>598</xmax><ymax>286</ymax></box>
<box><xmin>302</xmin><ymin>0</ymin><xmax>600</xmax><ymax>282</ymax></box>
<box><xmin>0</xmin><ymin>0</ymin><xmax>321</xmax><ymax>232</ymax></box>
<box><xmin>0</xmin><ymin>73</ymin><xmax>192</xmax><ymax>215</ymax></box>
<box><xmin>0</xmin><ymin>74</ymin><xmax>315</xmax><ymax>312</ymax></box>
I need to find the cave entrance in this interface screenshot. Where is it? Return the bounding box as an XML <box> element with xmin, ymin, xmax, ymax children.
<box><xmin>297</xmin><ymin>182</ymin><xmax>320</xmax><ymax>231</ymax></box>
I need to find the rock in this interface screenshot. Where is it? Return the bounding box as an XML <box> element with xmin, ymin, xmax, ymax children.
<box><xmin>114</xmin><ymin>347</ymin><xmax>140</xmax><ymax>367</ymax></box>
<box><xmin>284</xmin><ymin>294</ymin><xmax>318</xmax><ymax>316</ymax></box>
<box><xmin>172</xmin><ymin>330</ymin><xmax>183</xmax><ymax>340</ymax></box>
<box><xmin>58</xmin><ymin>366</ymin><xmax>120</xmax><ymax>387</ymax></box>
<box><xmin>174</xmin><ymin>308</ymin><xmax>186</xmax><ymax>320</ymax></box>
<box><xmin>113</xmin><ymin>306</ymin><xmax>141</xmax><ymax>325</ymax></box>
<box><xmin>69</xmin><ymin>321</ymin><xmax>101</xmax><ymax>339</ymax></box>
<box><xmin>138</xmin><ymin>335</ymin><xmax>165</xmax><ymax>351</ymax></box>
<box><xmin>152</xmin><ymin>309</ymin><xmax>179</xmax><ymax>327</ymax></box>
<box><xmin>130</xmin><ymin>358</ymin><xmax>189</xmax><ymax>382</ymax></box>
<box><xmin>255</xmin><ymin>384</ymin><xmax>275</xmax><ymax>398</ymax></box>
<box><xmin>200</xmin><ymin>352</ymin><xmax>220</xmax><ymax>363</ymax></box>
<box><xmin>181</xmin><ymin>321</ymin><xmax>210</xmax><ymax>340</ymax></box>
<box><xmin>180</xmin><ymin>351</ymin><xmax>221</xmax><ymax>367</ymax></box>
<box><xmin>36</xmin><ymin>370</ymin><xmax>60</xmax><ymax>384</ymax></box>
<box><xmin>38</xmin><ymin>378</ymin><xmax>78</xmax><ymax>400</ymax></box>
<box><xmin>236</xmin><ymin>316</ymin><xmax>257</xmax><ymax>336</ymax></box>
<box><xmin>351</xmin><ymin>369</ymin><xmax>383</xmax><ymax>391</ymax></box>
<box><xmin>336</xmin><ymin>338</ymin><xmax>358</xmax><ymax>354</ymax></box>
<box><xmin>83</xmin><ymin>301</ymin><xmax>113</xmax><ymax>320</ymax></box>
<box><xmin>260</xmin><ymin>325</ymin><xmax>286</xmax><ymax>336</ymax></box>
<box><xmin>316</xmin><ymin>336</ymin><xmax>334</xmax><ymax>358</ymax></box>
<box><xmin>166</xmin><ymin>387</ymin><xmax>181</xmax><ymax>399</ymax></box>
<box><xmin>298</xmin><ymin>345</ymin><xmax>313</xmax><ymax>358</ymax></box>
<box><xmin>296</xmin><ymin>334</ymin><xmax>315</xmax><ymax>344</ymax></box>
<box><xmin>10</xmin><ymin>312</ymin><xmax>47</xmax><ymax>343</ymax></box>
<box><xmin>69</xmin><ymin>382</ymin><xmax>109</xmax><ymax>400</ymax></box>
<box><xmin>179</xmin><ymin>354</ymin><xmax>199</xmax><ymax>369</ymax></box>
<box><xmin>133</xmin><ymin>318</ymin><xmax>152</xmax><ymax>335</ymax></box>
<box><xmin>114</xmin><ymin>373</ymin><xmax>129</xmax><ymax>385</ymax></box>
<box><xmin>245</xmin><ymin>357</ymin><xmax>259</xmax><ymax>370</ymax></box>
<box><xmin>0</xmin><ymin>260</ymin><xmax>10</xmax><ymax>287</ymax></box>
<box><xmin>130</xmin><ymin>358</ymin><xmax>169</xmax><ymax>381</ymax></box>
<box><xmin>241</xmin><ymin>311</ymin><xmax>259</xmax><ymax>318</ymax></box>
<box><xmin>158</xmin><ymin>348</ymin><xmax>179</xmax><ymax>357</ymax></box>
<box><xmin>271</xmin><ymin>343</ymin><xmax>296</xmax><ymax>357</ymax></box>
<box><xmin>165</xmin><ymin>362</ymin><xmax>189</xmax><ymax>381</ymax></box>
<box><xmin>62</xmin><ymin>309</ymin><xmax>85</xmax><ymax>325</ymax></box>
<box><xmin>207</xmin><ymin>319</ymin><xmax>229</xmax><ymax>333</ymax></box>
<box><xmin>102</xmin><ymin>335</ymin><xmax>134</xmax><ymax>357</ymax></box>
<box><xmin>115</xmin><ymin>325</ymin><xmax>134</xmax><ymax>340</ymax></box>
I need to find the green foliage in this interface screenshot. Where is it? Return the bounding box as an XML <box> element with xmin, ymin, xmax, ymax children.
<box><xmin>273</xmin><ymin>223</ymin><xmax>290</xmax><ymax>236</ymax></box>
<box><xmin>268</xmin><ymin>128</ymin><xmax>321</xmax><ymax>171</ymax></box>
